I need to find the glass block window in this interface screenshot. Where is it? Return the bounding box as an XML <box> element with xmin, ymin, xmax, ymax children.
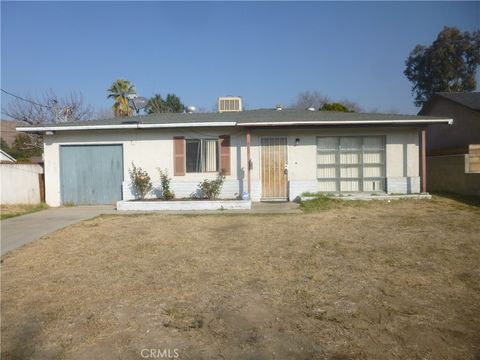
<box><xmin>317</xmin><ymin>136</ymin><xmax>385</xmax><ymax>192</ymax></box>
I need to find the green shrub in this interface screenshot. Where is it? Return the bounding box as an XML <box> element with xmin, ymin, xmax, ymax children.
<box><xmin>197</xmin><ymin>172</ymin><xmax>226</xmax><ymax>200</ymax></box>
<box><xmin>158</xmin><ymin>168</ymin><xmax>175</xmax><ymax>200</ymax></box>
<box><xmin>129</xmin><ymin>163</ymin><xmax>152</xmax><ymax>200</ymax></box>
<box><xmin>321</xmin><ymin>102</ymin><xmax>351</xmax><ymax>112</ymax></box>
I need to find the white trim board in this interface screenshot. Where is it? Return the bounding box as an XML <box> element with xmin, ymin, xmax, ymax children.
<box><xmin>16</xmin><ymin>119</ymin><xmax>453</xmax><ymax>133</ymax></box>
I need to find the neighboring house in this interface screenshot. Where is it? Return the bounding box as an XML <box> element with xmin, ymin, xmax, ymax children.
<box><xmin>1</xmin><ymin>119</ymin><xmax>43</xmax><ymax>164</ymax></box>
<box><xmin>0</xmin><ymin>120</ymin><xmax>24</xmax><ymax>146</ymax></box>
<box><xmin>419</xmin><ymin>92</ymin><xmax>480</xmax><ymax>196</ymax></box>
<box><xmin>0</xmin><ymin>149</ymin><xmax>16</xmax><ymax>163</ymax></box>
<box><xmin>17</xmin><ymin>104</ymin><xmax>452</xmax><ymax>206</ymax></box>
<box><xmin>1</xmin><ymin>121</ymin><xmax>45</xmax><ymax>204</ymax></box>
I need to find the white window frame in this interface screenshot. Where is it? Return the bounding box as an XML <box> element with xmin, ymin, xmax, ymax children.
<box><xmin>185</xmin><ymin>138</ymin><xmax>219</xmax><ymax>173</ymax></box>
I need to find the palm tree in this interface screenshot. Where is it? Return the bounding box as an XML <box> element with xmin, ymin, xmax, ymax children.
<box><xmin>107</xmin><ymin>79</ymin><xmax>136</xmax><ymax>117</ymax></box>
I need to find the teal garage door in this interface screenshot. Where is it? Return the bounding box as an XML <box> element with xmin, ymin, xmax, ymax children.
<box><xmin>60</xmin><ymin>145</ymin><xmax>123</xmax><ymax>205</ymax></box>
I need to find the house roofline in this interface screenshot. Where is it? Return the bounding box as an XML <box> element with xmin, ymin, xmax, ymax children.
<box><xmin>239</xmin><ymin>119</ymin><xmax>453</xmax><ymax>127</ymax></box>
<box><xmin>16</xmin><ymin>118</ymin><xmax>453</xmax><ymax>133</ymax></box>
<box><xmin>419</xmin><ymin>93</ymin><xmax>480</xmax><ymax>114</ymax></box>
<box><xmin>16</xmin><ymin>122</ymin><xmax>238</xmax><ymax>132</ymax></box>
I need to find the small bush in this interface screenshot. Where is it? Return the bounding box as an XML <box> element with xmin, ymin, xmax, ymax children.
<box><xmin>197</xmin><ymin>172</ymin><xmax>226</xmax><ymax>200</ymax></box>
<box><xmin>158</xmin><ymin>168</ymin><xmax>175</xmax><ymax>200</ymax></box>
<box><xmin>320</xmin><ymin>102</ymin><xmax>351</xmax><ymax>112</ymax></box>
<box><xmin>129</xmin><ymin>163</ymin><xmax>152</xmax><ymax>200</ymax></box>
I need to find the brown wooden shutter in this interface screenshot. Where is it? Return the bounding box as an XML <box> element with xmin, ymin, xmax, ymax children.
<box><xmin>219</xmin><ymin>135</ymin><xmax>231</xmax><ymax>175</ymax></box>
<box><xmin>173</xmin><ymin>136</ymin><xmax>185</xmax><ymax>176</ymax></box>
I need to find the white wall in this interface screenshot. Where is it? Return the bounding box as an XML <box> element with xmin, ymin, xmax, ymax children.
<box><xmin>0</xmin><ymin>163</ymin><xmax>43</xmax><ymax>204</ymax></box>
<box><xmin>248</xmin><ymin>127</ymin><xmax>420</xmax><ymax>199</ymax></box>
<box><xmin>44</xmin><ymin>128</ymin><xmax>245</xmax><ymax>206</ymax></box>
<box><xmin>43</xmin><ymin>126</ymin><xmax>421</xmax><ymax>206</ymax></box>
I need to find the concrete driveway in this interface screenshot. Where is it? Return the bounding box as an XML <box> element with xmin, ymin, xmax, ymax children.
<box><xmin>1</xmin><ymin>206</ymin><xmax>115</xmax><ymax>255</ymax></box>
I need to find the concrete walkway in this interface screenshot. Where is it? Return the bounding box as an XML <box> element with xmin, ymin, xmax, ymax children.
<box><xmin>1</xmin><ymin>206</ymin><xmax>115</xmax><ymax>255</ymax></box>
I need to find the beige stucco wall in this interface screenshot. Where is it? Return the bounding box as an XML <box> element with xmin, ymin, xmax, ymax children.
<box><xmin>44</xmin><ymin>126</ymin><xmax>421</xmax><ymax>206</ymax></box>
<box><xmin>247</xmin><ymin>127</ymin><xmax>419</xmax><ymax>179</ymax></box>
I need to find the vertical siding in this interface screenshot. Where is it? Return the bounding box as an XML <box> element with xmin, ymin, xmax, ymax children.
<box><xmin>60</xmin><ymin>145</ymin><xmax>123</xmax><ymax>205</ymax></box>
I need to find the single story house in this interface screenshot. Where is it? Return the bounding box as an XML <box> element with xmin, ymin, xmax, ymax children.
<box><xmin>17</xmin><ymin>108</ymin><xmax>452</xmax><ymax>206</ymax></box>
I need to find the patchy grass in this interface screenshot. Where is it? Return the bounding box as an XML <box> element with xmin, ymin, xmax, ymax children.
<box><xmin>300</xmin><ymin>194</ymin><xmax>344</xmax><ymax>211</ymax></box>
<box><xmin>300</xmin><ymin>192</ymin><xmax>480</xmax><ymax>214</ymax></box>
<box><xmin>1</xmin><ymin>196</ymin><xmax>479</xmax><ymax>359</ymax></box>
<box><xmin>0</xmin><ymin>203</ymin><xmax>49</xmax><ymax>220</ymax></box>
<box><xmin>299</xmin><ymin>194</ymin><xmax>379</xmax><ymax>212</ymax></box>
<box><xmin>301</xmin><ymin>191</ymin><xmax>336</xmax><ymax>197</ymax></box>
<box><xmin>431</xmin><ymin>191</ymin><xmax>480</xmax><ymax>209</ymax></box>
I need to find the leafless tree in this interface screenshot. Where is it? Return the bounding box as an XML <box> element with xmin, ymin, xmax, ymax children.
<box><xmin>384</xmin><ymin>108</ymin><xmax>400</xmax><ymax>114</ymax></box>
<box><xmin>95</xmin><ymin>107</ymin><xmax>115</xmax><ymax>119</ymax></box>
<box><xmin>339</xmin><ymin>99</ymin><xmax>362</xmax><ymax>113</ymax></box>
<box><xmin>2</xmin><ymin>90</ymin><xmax>94</xmax><ymax>125</ymax></box>
<box><xmin>292</xmin><ymin>91</ymin><xmax>364</xmax><ymax>112</ymax></box>
<box><xmin>292</xmin><ymin>90</ymin><xmax>330</xmax><ymax>110</ymax></box>
<box><xmin>366</xmin><ymin>107</ymin><xmax>399</xmax><ymax>114</ymax></box>
<box><xmin>2</xmin><ymin>90</ymin><xmax>94</xmax><ymax>150</ymax></box>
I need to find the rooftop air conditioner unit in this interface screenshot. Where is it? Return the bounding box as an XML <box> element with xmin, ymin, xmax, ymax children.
<box><xmin>218</xmin><ymin>96</ymin><xmax>242</xmax><ymax>113</ymax></box>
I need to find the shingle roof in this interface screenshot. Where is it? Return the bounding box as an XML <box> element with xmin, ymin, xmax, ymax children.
<box><xmin>436</xmin><ymin>92</ymin><xmax>480</xmax><ymax>111</ymax></box>
<box><xmin>16</xmin><ymin>109</ymin><xmax>450</xmax><ymax>130</ymax></box>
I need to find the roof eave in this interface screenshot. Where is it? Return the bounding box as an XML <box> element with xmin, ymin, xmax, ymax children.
<box><xmin>16</xmin><ymin>121</ymin><xmax>237</xmax><ymax>133</ymax></box>
<box><xmin>16</xmin><ymin>118</ymin><xmax>453</xmax><ymax>133</ymax></box>
<box><xmin>239</xmin><ymin>119</ymin><xmax>453</xmax><ymax>126</ymax></box>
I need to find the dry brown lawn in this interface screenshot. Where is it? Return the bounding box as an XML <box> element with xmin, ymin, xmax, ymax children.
<box><xmin>1</xmin><ymin>196</ymin><xmax>479</xmax><ymax>360</ymax></box>
<box><xmin>0</xmin><ymin>203</ymin><xmax>48</xmax><ymax>220</ymax></box>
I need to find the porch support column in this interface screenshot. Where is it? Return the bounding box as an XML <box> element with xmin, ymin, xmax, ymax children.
<box><xmin>246</xmin><ymin>127</ymin><xmax>251</xmax><ymax>199</ymax></box>
<box><xmin>421</xmin><ymin>127</ymin><xmax>427</xmax><ymax>193</ymax></box>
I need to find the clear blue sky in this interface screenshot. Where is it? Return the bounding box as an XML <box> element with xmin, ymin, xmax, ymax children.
<box><xmin>1</xmin><ymin>1</ymin><xmax>479</xmax><ymax>115</ymax></box>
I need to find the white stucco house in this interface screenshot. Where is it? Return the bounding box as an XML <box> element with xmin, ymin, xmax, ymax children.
<box><xmin>17</xmin><ymin>107</ymin><xmax>452</xmax><ymax>206</ymax></box>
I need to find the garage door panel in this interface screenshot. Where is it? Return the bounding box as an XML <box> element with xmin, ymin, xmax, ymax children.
<box><xmin>60</xmin><ymin>145</ymin><xmax>123</xmax><ymax>205</ymax></box>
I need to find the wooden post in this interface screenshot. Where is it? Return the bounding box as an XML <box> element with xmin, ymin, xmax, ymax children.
<box><xmin>38</xmin><ymin>173</ymin><xmax>46</xmax><ymax>203</ymax></box>
<box><xmin>421</xmin><ymin>128</ymin><xmax>427</xmax><ymax>193</ymax></box>
<box><xmin>246</xmin><ymin>128</ymin><xmax>251</xmax><ymax>199</ymax></box>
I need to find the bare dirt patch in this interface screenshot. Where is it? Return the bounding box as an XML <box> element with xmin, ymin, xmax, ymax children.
<box><xmin>1</xmin><ymin>196</ymin><xmax>479</xmax><ymax>359</ymax></box>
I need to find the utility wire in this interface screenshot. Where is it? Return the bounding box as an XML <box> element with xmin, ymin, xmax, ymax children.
<box><xmin>1</xmin><ymin>89</ymin><xmax>51</xmax><ymax>109</ymax></box>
